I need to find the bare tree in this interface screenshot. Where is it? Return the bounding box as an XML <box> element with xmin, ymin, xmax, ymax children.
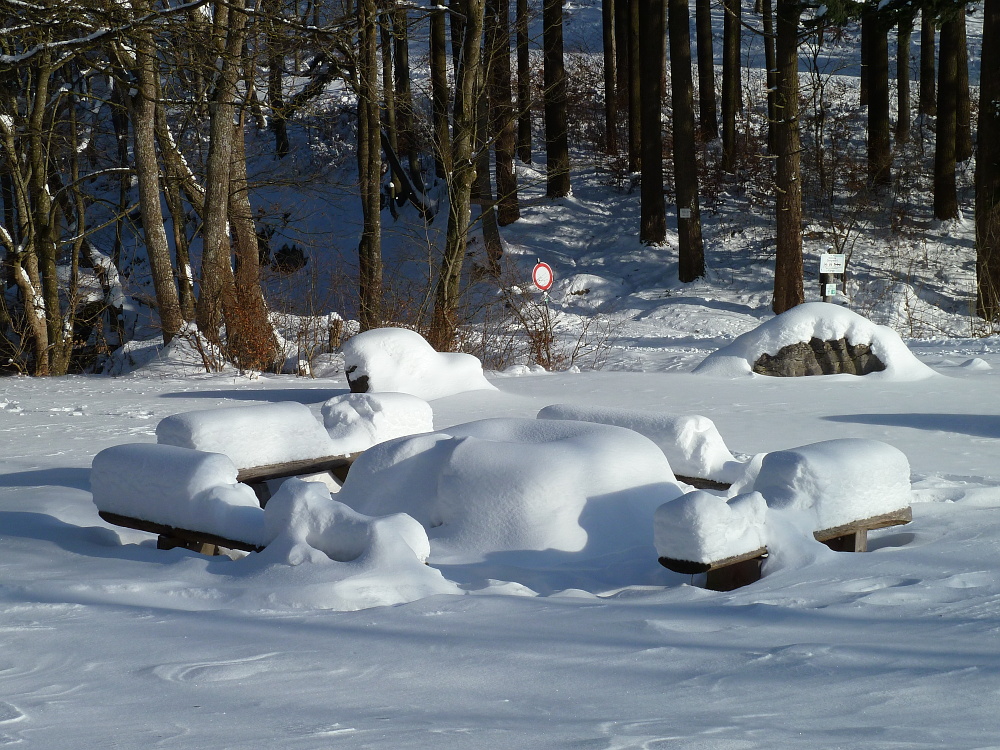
<box><xmin>976</xmin><ymin>0</ymin><xmax>1000</xmax><ymax>318</ymax></box>
<box><xmin>638</xmin><ymin>0</ymin><xmax>665</xmax><ymax>244</ymax></box>
<box><xmin>543</xmin><ymin>0</ymin><xmax>571</xmax><ymax>197</ymax></box>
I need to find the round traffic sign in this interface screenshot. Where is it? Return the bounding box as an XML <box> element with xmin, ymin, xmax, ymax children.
<box><xmin>532</xmin><ymin>261</ymin><xmax>554</xmax><ymax>292</ymax></box>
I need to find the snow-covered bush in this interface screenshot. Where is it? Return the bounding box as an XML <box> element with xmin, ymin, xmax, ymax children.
<box><xmin>341</xmin><ymin>327</ymin><xmax>496</xmax><ymax>400</ymax></box>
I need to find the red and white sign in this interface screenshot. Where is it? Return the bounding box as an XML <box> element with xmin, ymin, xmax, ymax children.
<box><xmin>532</xmin><ymin>261</ymin><xmax>554</xmax><ymax>292</ymax></box>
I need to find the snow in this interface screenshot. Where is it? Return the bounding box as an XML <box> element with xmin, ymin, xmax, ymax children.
<box><xmin>694</xmin><ymin>301</ymin><xmax>939</xmax><ymax>380</ymax></box>
<box><xmin>334</xmin><ymin>417</ymin><xmax>683</xmax><ymax>563</ymax></box>
<box><xmin>538</xmin><ymin>403</ymin><xmax>743</xmax><ymax>482</ymax></box>
<box><xmin>341</xmin><ymin>327</ymin><xmax>497</xmax><ymax>400</ymax></box>
<box><xmin>90</xmin><ymin>443</ymin><xmax>268</xmax><ymax>546</ymax></box>
<box><xmin>5</xmin><ymin>5</ymin><xmax>1000</xmax><ymax>747</ymax></box>
<box><xmin>155</xmin><ymin>401</ymin><xmax>341</xmax><ymax>468</ymax></box>
<box><xmin>321</xmin><ymin>391</ymin><xmax>434</xmax><ymax>453</ymax></box>
<box><xmin>654</xmin><ymin>490</ymin><xmax>767</xmax><ymax>564</ymax></box>
<box><xmin>752</xmin><ymin>438</ymin><xmax>913</xmax><ymax>530</ymax></box>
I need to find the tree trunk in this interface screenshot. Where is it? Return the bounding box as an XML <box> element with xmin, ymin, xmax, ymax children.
<box><xmin>627</xmin><ymin>0</ymin><xmax>641</xmax><ymax>171</ymax></box>
<box><xmin>543</xmin><ymin>0</ymin><xmax>571</xmax><ymax>197</ymax></box>
<box><xmin>357</xmin><ymin>0</ymin><xmax>383</xmax><ymax>330</ymax></box>
<box><xmin>721</xmin><ymin>0</ymin><xmax>741</xmax><ymax>170</ymax></box>
<box><xmin>860</xmin><ymin>8</ymin><xmax>870</xmax><ymax>106</ymax></box>
<box><xmin>638</xmin><ymin>0</ymin><xmax>665</xmax><ymax>244</ymax></box>
<box><xmin>976</xmin><ymin>0</ymin><xmax>1000</xmax><ymax>318</ymax></box>
<box><xmin>695</xmin><ymin>0</ymin><xmax>718</xmax><ymax>139</ymax></box>
<box><xmin>516</xmin><ymin>0</ymin><xmax>532</xmax><ymax>162</ymax></box>
<box><xmin>919</xmin><ymin>11</ymin><xmax>936</xmax><ymax>116</ymax></box>
<box><xmin>867</xmin><ymin>14</ymin><xmax>892</xmax><ymax>188</ymax></box>
<box><xmin>430</xmin><ymin>3</ymin><xmax>452</xmax><ymax>178</ymax></box>
<box><xmin>131</xmin><ymin>9</ymin><xmax>184</xmax><ymax>346</ymax></box>
<box><xmin>896</xmin><ymin>11</ymin><xmax>913</xmax><ymax>143</ymax></box>
<box><xmin>934</xmin><ymin>15</ymin><xmax>959</xmax><ymax>221</ymax></box>
<box><xmin>196</xmin><ymin>0</ymin><xmax>243</xmax><ymax>342</ymax></box>
<box><xmin>602</xmin><ymin>0</ymin><xmax>619</xmax><ymax>153</ymax></box>
<box><xmin>669</xmin><ymin>0</ymin><xmax>705</xmax><ymax>280</ymax></box>
<box><xmin>772</xmin><ymin>0</ymin><xmax>804</xmax><ymax>314</ymax></box>
<box><xmin>762</xmin><ymin>0</ymin><xmax>777</xmax><ymax>152</ymax></box>
<box><xmin>955</xmin><ymin>15</ymin><xmax>972</xmax><ymax>163</ymax></box>
<box><xmin>486</xmin><ymin>0</ymin><xmax>520</xmax><ymax>225</ymax></box>
<box><xmin>393</xmin><ymin>7</ymin><xmax>423</xmax><ymax>190</ymax></box>
<box><xmin>430</xmin><ymin>0</ymin><xmax>485</xmax><ymax>350</ymax></box>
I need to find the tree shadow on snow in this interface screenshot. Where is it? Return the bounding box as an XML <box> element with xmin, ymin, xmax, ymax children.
<box><xmin>824</xmin><ymin>413</ymin><xmax>1000</xmax><ymax>439</ymax></box>
<box><xmin>158</xmin><ymin>387</ymin><xmax>349</xmax><ymax>405</ymax></box>
<box><xmin>0</xmin><ymin>467</ymin><xmax>90</xmax><ymax>490</ymax></box>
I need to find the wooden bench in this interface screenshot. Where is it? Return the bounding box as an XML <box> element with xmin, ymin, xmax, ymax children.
<box><xmin>98</xmin><ymin>452</ymin><xmax>361</xmax><ymax>556</ymax></box>
<box><xmin>658</xmin><ymin>506</ymin><xmax>912</xmax><ymax>591</ymax></box>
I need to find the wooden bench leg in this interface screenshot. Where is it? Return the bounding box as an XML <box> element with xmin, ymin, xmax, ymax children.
<box><xmin>705</xmin><ymin>556</ymin><xmax>764</xmax><ymax>592</ymax></box>
<box><xmin>821</xmin><ymin>529</ymin><xmax>867</xmax><ymax>553</ymax></box>
<box><xmin>157</xmin><ymin>534</ymin><xmax>218</xmax><ymax>556</ymax></box>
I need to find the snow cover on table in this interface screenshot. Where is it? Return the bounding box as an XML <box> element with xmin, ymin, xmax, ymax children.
<box><xmin>537</xmin><ymin>403</ymin><xmax>742</xmax><ymax>482</ymax></box>
<box><xmin>341</xmin><ymin>327</ymin><xmax>496</xmax><ymax>400</ymax></box>
<box><xmin>335</xmin><ymin>417</ymin><xmax>684</xmax><ymax>560</ymax></box>
<box><xmin>654</xmin><ymin>490</ymin><xmax>767</xmax><ymax>564</ymax></box>
<box><xmin>752</xmin><ymin>438</ymin><xmax>912</xmax><ymax>530</ymax></box>
<box><xmin>156</xmin><ymin>402</ymin><xmax>339</xmax><ymax>469</ymax></box>
<box><xmin>321</xmin><ymin>392</ymin><xmax>434</xmax><ymax>454</ymax></box>
<box><xmin>91</xmin><ymin>443</ymin><xmax>269</xmax><ymax>547</ymax></box>
<box><xmin>693</xmin><ymin>302</ymin><xmax>937</xmax><ymax>380</ymax></box>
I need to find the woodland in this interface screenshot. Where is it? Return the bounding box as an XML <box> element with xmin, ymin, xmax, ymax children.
<box><xmin>0</xmin><ymin>0</ymin><xmax>997</xmax><ymax>376</ymax></box>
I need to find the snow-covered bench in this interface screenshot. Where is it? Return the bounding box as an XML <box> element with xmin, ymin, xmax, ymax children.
<box><xmin>654</xmin><ymin>439</ymin><xmax>914</xmax><ymax>590</ymax></box>
<box><xmin>536</xmin><ymin>404</ymin><xmax>744</xmax><ymax>488</ymax></box>
<box><xmin>93</xmin><ymin>397</ymin><xmax>433</xmax><ymax>554</ymax></box>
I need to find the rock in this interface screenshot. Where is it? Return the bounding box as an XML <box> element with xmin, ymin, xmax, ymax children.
<box><xmin>752</xmin><ymin>337</ymin><xmax>886</xmax><ymax>377</ymax></box>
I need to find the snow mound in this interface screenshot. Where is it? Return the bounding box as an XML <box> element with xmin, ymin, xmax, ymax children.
<box><xmin>156</xmin><ymin>402</ymin><xmax>339</xmax><ymax>469</ymax></box>
<box><xmin>554</xmin><ymin>273</ymin><xmax>627</xmax><ymax>310</ymax></box>
<box><xmin>335</xmin><ymin>417</ymin><xmax>684</xmax><ymax>560</ymax></box>
<box><xmin>91</xmin><ymin>443</ymin><xmax>268</xmax><ymax>547</ymax></box>
<box><xmin>251</xmin><ymin>479</ymin><xmax>459</xmax><ymax>608</ymax></box>
<box><xmin>538</xmin><ymin>403</ymin><xmax>742</xmax><ymax>482</ymax></box>
<box><xmin>321</xmin><ymin>392</ymin><xmax>434</xmax><ymax>454</ymax></box>
<box><xmin>341</xmin><ymin>327</ymin><xmax>496</xmax><ymax>400</ymax></box>
<box><xmin>654</xmin><ymin>491</ymin><xmax>767</xmax><ymax>564</ymax></box>
<box><xmin>752</xmin><ymin>438</ymin><xmax>912</xmax><ymax>530</ymax></box>
<box><xmin>693</xmin><ymin>302</ymin><xmax>937</xmax><ymax>380</ymax></box>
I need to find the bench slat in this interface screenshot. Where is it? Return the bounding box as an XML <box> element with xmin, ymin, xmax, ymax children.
<box><xmin>98</xmin><ymin>511</ymin><xmax>265</xmax><ymax>553</ymax></box>
<box><xmin>236</xmin><ymin>453</ymin><xmax>361</xmax><ymax>484</ymax></box>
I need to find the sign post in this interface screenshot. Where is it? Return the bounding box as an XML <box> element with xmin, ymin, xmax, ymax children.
<box><xmin>819</xmin><ymin>253</ymin><xmax>846</xmax><ymax>303</ymax></box>
<box><xmin>532</xmin><ymin>261</ymin><xmax>554</xmax><ymax>337</ymax></box>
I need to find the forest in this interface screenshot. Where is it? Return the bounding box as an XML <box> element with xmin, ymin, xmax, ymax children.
<box><xmin>0</xmin><ymin>0</ymin><xmax>996</xmax><ymax>376</ymax></box>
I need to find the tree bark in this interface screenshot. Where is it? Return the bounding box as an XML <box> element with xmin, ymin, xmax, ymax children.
<box><xmin>486</xmin><ymin>0</ymin><xmax>520</xmax><ymax>225</ymax></box>
<box><xmin>430</xmin><ymin>3</ymin><xmax>452</xmax><ymax>178</ymax></box>
<box><xmin>638</xmin><ymin>0</ymin><xmax>665</xmax><ymax>244</ymax></box>
<box><xmin>867</xmin><ymin>11</ymin><xmax>892</xmax><ymax>188</ymax></box>
<box><xmin>933</xmin><ymin>14</ymin><xmax>959</xmax><ymax>221</ymax></box>
<box><xmin>955</xmin><ymin>14</ymin><xmax>972</xmax><ymax>163</ymax></box>
<box><xmin>919</xmin><ymin>11</ymin><xmax>936</xmax><ymax>116</ymax></box>
<box><xmin>516</xmin><ymin>0</ymin><xmax>532</xmax><ymax>162</ymax></box>
<box><xmin>669</xmin><ymin>0</ymin><xmax>705</xmax><ymax>279</ymax></box>
<box><xmin>430</xmin><ymin>0</ymin><xmax>485</xmax><ymax>349</ymax></box>
<box><xmin>772</xmin><ymin>0</ymin><xmax>804</xmax><ymax>314</ymax></box>
<box><xmin>357</xmin><ymin>0</ymin><xmax>383</xmax><ymax>330</ymax></box>
<box><xmin>695</xmin><ymin>0</ymin><xmax>718</xmax><ymax>140</ymax></box>
<box><xmin>896</xmin><ymin>10</ymin><xmax>913</xmax><ymax>143</ymax></box>
<box><xmin>721</xmin><ymin>0</ymin><xmax>741</xmax><ymax>170</ymax></box>
<box><xmin>976</xmin><ymin>0</ymin><xmax>1000</xmax><ymax>318</ymax></box>
<box><xmin>602</xmin><ymin>0</ymin><xmax>619</xmax><ymax>153</ymax></box>
<box><xmin>627</xmin><ymin>0</ymin><xmax>641</xmax><ymax>171</ymax></box>
<box><xmin>543</xmin><ymin>0</ymin><xmax>571</xmax><ymax>197</ymax></box>
<box><xmin>762</xmin><ymin>0</ymin><xmax>777</xmax><ymax>152</ymax></box>
<box><xmin>131</xmin><ymin>8</ymin><xmax>184</xmax><ymax>345</ymax></box>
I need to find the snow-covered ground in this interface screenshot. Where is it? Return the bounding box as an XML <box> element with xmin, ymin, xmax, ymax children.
<box><xmin>6</xmin><ymin>298</ymin><xmax>1000</xmax><ymax>747</ymax></box>
<box><xmin>4</xmin><ymin>2</ymin><xmax>1000</xmax><ymax>747</ymax></box>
